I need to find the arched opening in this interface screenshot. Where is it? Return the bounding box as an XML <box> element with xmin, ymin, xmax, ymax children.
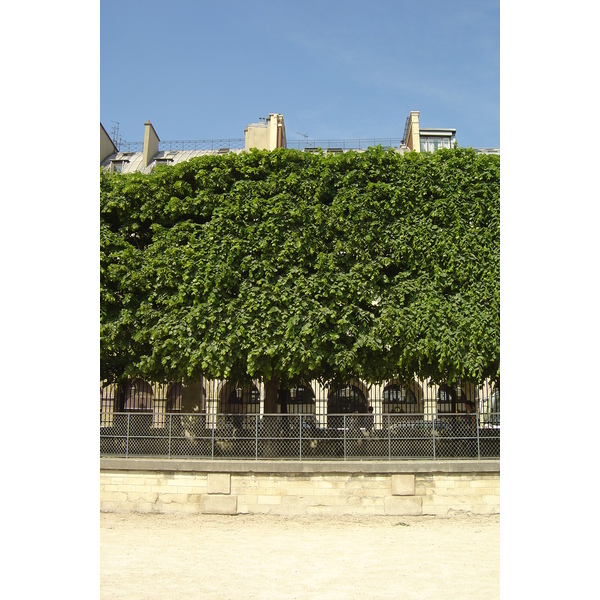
<box><xmin>479</xmin><ymin>381</ymin><xmax>500</xmax><ymax>428</ymax></box>
<box><xmin>279</xmin><ymin>381</ymin><xmax>316</xmax><ymax>415</ymax></box>
<box><xmin>217</xmin><ymin>382</ymin><xmax>261</xmax><ymax>432</ymax></box>
<box><xmin>327</xmin><ymin>381</ymin><xmax>369</xmax><ymax>431</ymax></box>
<box><xmin>490</xmin><ymin>384</ymin><xmax>500</xmax><ymax>426</ymax></box>
<box><xmin>382</xmin><ymin>382</ymin><xmax>418</xmax><ymax>414</ymax></box>
<box><xmin>170</xmin><ymin>381</ymin><xmax>206</xmax><ymax>413</ymax></box>
<box><xmin>436</xmin><ymin>383</ymin><xmax>474</xmax><ymax>414</ymax></box>
<box><xmin>218</xmin><ymin>382</ymin><xmax>261</xmax><ymax>414</ymax></box>
<box><xmin>328</xmin><ymin>382</ymin><xmax>368</xmax><ymax>419</ymax></box>
<box><xmin>123</xmin><ymin>379</ymin><xmax>153</xmax><ymax>412</ymax></box>
<box><xmin>328</xmin><ymin>382</ymin><xmax>368</xmax><ymax>414</ymax></box>
<box><xmin>436</xmin><ymin>383</ymin><xmax>458</xmax><ymax>414</ymax></box>
<box><xmin>166</xmin><ymin>383</ymin><xmax>182</xmax><ymax>412</ymax></box>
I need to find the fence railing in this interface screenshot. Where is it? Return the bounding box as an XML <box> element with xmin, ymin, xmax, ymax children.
<box><xmin>286</xmin><ymin>138</ymin><xmax>404</xmax><ymax>151</ymax></box>
<box><xmin>113</xmin><ymin>138</ymin><xmax>405</xmax><ymax>154</ymax></box>
<box><xmin>100</xmin><ymin>413</ymin><xmax>499</xmax><ymax>461</ymax></box>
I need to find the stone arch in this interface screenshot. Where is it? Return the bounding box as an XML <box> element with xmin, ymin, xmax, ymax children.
<box><xmin>218</xmin><ymin>381</ymin><xmax>261</xmax><ymax>415</ymax></box>
<box><xmin>436</xmin><ymin>381</ymin><xmax>477</xmax><ymax>414</ymax></box>
<box><xmin>171</xmin><ymin>381</ymin><xmax>206</xmax><ymax>413</ymax></box>
<box><xmin>382</xmin><ymin>379</ymin><xmax>424</xmax><ymax>414</ymax></box>
<box><xmin>166</xmin><ymin>382</ymin><xmax>183</xmax><ymax>412</ymax></box>
<box><xmin>327</xmin><ymin>379</ymin><xmax>369</xmax><ymax>414</ymax></box>
<box><xmin>123</xmin><ymin>378</ymin><xmax>154</xmax><ymax>411</ymax></box>
<box><xmin>279</xmin><ymin>379</ymin><xmax>316</xmax><ymax>415</ymax></box>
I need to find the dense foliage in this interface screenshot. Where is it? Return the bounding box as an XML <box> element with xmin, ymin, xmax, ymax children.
<box><xmin>101</xmin><ymin>147</ymin><xmax>499</xmax><ymax>401</ymax></box>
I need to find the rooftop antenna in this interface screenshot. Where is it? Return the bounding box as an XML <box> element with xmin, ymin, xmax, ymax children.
<box><xmin>110</xmin><ymin>121</ymin><xmax>122</xmax><ymax>151</ymax></box>
<box><xmin>296</xmin><ymin>132</ymin><xmax>309</xmax><ymax>148</ymax></box>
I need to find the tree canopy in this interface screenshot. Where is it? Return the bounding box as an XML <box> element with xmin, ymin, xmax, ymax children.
<box><xmin>101</xmin><ymin>147</ymin><xmax>499</xmax><ymax>400</ymax></box>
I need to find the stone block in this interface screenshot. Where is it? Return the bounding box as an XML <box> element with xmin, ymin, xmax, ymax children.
<box><xmin>391</xmin><ymin>474</ymin><xmax>415</xmax><ymax>496</ymax></box>
<box><xmin>384</xmin><ymin>496</ymin><xmax>422</xmax><ymax>516</ymax></box>
<box><xmin>318</xmin><ymin>480</ymin><xmax>334</xmax><ymax>489</ymax></box>
<box><xmin>257</xmin><ymin>495</ymin><xmax>282</xmax><ymax>505</ymax></box>
<box><xmin>200</xmin><ymin>494</ymin><xmax>237</xmax><ymax>515</ymax></box>
<box><xmin>109</xmin><ymin>492</ymin><xmax>128</xmax><ymax>502</ymax></box>
<box><xmin>207</xmin><ymin>473</ymin><xmax>231</xmax><ymax>495</ymax></box>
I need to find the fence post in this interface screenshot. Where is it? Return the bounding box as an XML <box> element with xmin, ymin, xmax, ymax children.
<box><xmin>343</xmin><ymin>415</ymin><xmax>347</xmax><ymax>460</ymax></box>
<box><xmin>254</xmin><ymin>414</ymin><xmax>258</xmax><ymax>460</ymax></box>
<box><xmin>167</xmin><ymin>414</ymin><xmax>172</xmax><ymax>458</ymax></box>
<box><xmin>211</xmin><ymin>414</ymin><xmax>215</xmax><ymax>460</ymax></box>
<box><xmin>299</xmin><ymin>415</ymin><xmax>302</xmax><ymax>461</ymax></box>
<box><xmin>476</xmin><ymin>414</ymin><xmax>481</xmax><ymax>459</ymax></box>
<box><xmin>387</xmin><ymin>414</ymin><xmax>391</xmax><ymax>460</ymax></box>
<box><xmin>432</xmin><ymin>419</ymin><xmax>437</xmax><ymax>459</ymax></box>
<box><xmin>125</xmin><ymin>413</ymin><xmax>130</xmax><ymax>458</ymax></box>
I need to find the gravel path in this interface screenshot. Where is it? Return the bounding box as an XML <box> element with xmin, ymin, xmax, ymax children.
<box><xmin>101</xmin><ymin>512</ymin><xmax>499</xmax><ymax>599</ymax></box>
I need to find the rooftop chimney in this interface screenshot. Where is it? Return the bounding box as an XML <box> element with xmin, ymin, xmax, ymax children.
<box><xmin>245</xmin><ymin>113</ymin><xmax>286</xmax><ymax>151</ymax></box>
<box><xmin>404</xmin><ymin>111</ymin><xmax>420</xmax><ymax>152</ymax></box>
<box><xmin>143</xmin><ymin>121</ymin><xmax>160</xmax><ymax>167</ymax></box>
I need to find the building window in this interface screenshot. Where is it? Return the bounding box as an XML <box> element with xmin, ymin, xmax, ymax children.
<box><xmin>382</xmin><ymin>383</ymin><xmax>417</xmax><ymax>414</ymax></box>
<box><xmin>420</xmin><ymin>136</ymin><xmax>453</xmax><ymax>152</ymax></box>
<box><xmin>109</xmin><ymin>159</ymin><xmax>129</xmax><ymax>173</ymax></box>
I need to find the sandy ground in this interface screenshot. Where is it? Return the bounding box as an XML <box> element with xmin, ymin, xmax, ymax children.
<box><xmin>100</xmin><ymin>512</ymin><xmax>499</xmax><ymax>600</ymax></box>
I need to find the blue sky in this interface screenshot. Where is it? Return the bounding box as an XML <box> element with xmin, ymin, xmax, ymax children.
<box><xmin>4</xmin><ymin>5</ymin><xmax>600</xmax><ymax>593</ymax></box>
<box><xmin>101</xmin><ymin>0</ymin><xmax>499</xmax><ymax>149</ymax></box>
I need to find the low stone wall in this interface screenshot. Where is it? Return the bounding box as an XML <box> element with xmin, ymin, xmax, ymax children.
<box><xmin>100</xmin><ymin>458</ymin><xmax>499</xmax><ymax>517</ymax></box>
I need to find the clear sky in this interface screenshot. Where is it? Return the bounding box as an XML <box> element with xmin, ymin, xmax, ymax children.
<box><xmin>101</xmin><ymin>0</ymin><xmax>499</xmax><ymax>149</ymax></box>
<box><xmin>4</xmin><ymin>4</ymin><xmax>600</xmax><ymax>594</ymax></box>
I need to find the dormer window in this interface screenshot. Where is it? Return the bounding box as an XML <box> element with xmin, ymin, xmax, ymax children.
<box><xmin>109</xmin><ymin>159</ymin><xmax>128</xmax><ymax>173</ymax></box>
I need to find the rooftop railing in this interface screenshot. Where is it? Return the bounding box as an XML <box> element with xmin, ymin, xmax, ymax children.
<box><xmin>285</xmin><ymin>138</ymin><xmax>405</xmax><ymax>151</ymax></box>
<box><xmin>111</xmin><ymin>139</ymin><xmax>497</xmax><ymax>158</ymax></box>
<box><xmin>116</xmin><ymin>139</ymin><xmax>246</xmax><ymax>153</ymax></box>
<box><xmin>113</xmin><ymin>138</ymin><xmax>406</xmax><ymax>154</ymax></box>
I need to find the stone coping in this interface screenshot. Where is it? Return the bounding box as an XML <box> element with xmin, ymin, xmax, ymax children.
<box><xmin>100</xmin><ymin>457</ymin><xmax>499</xmax><ymax>474</ymax></box>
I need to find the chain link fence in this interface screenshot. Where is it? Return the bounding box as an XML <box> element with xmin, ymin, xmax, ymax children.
<box><xmin>100</xmin><ymin>412</ymin><xmax>499</xmax><ymax>460</ymax></box>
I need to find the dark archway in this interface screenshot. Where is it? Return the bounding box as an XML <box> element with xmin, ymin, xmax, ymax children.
<box><xmin>382</xmin><ymin>383</ymin><xmax>418</xmax><ymax>414</ymax></box>
<box><xmin>328</xmin><ymin>383</ymin><xmax>368</xmax><ymax>413</ymax></box>
<box><xmin>123</xmin><ymin>379</ymin><xmax>154</xmax><ymax>412</ymax></box>
<box><xmin>436</xmin><ymin>383</ymin><xmax>470</xmax><ymax>414</ymax></box>
<box><xmin>279</xmin><ymin>382</ymin><xmax>316</xmax><ymax>415</ymax></box>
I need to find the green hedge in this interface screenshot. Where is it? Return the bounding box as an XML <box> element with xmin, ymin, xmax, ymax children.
<box><xmin>101</xmin><ymin>147</ymin><xmax>499</xmax><ymax>387</ymax></box>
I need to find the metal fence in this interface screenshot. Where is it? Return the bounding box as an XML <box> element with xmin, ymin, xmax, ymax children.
<box><xmin>115</xmin><ymin>139</ymin><xmax>246</xmax><ymax>153</ymax></box>
<box><xmin>285</xmin><ymin>138</ymin><xmax>405</xmax><ymax>151</ymax></box>
<box><xmin>100</xmin><ymin>412</ymin><xmax>499</xmax><ymax>460</ymax></box>
<box><xmin>114</xmin><ymin>138</ymin><xmax>405</xmax><ymax>154</ymax></box>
